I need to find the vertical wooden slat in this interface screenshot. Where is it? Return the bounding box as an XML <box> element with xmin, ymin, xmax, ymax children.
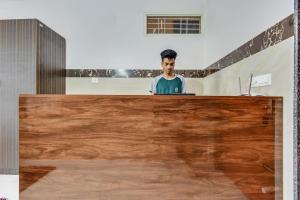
<box><xmin>0</xmin><ymin>19</ymin><xmax>38</xmax><ymax>174</ymax></box>
<box><xmin>37</xmin><ymin>21</ymin><xmax>66</xmax><ymax>94</ymax></box>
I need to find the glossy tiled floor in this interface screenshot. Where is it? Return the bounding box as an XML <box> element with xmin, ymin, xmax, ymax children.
<box><xmin>0</xmin><ymin>175</ymin><xmax>19</xmax><ymax>200</ymax></box>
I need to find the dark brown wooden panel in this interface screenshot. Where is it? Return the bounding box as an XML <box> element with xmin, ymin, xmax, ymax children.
<box><xmin>0</xmin><ymin>19</ymin><xmax>66</xmax><ymax>175</ymax></box>
<box><xmin>0</xmin><ymin>19</ymin><xmax>38</xmax><ymax>174</ymax></box>
<box><xmin>37</xmin><ymin>21</ymin><xmax>66</xmax><ymax>94</ymax></box>
<box><xmin>19</xmin><ymin>95</ymin><xmax>282</xmax><ymax>200</ymax></box>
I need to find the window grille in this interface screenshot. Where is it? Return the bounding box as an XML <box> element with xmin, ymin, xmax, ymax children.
<box><xmin>146</xmin><ymin>16</ymin><xmax>201</xmax><ymax>34</ymax></box>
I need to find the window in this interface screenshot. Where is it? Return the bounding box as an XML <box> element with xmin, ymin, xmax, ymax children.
<box><xmin>146</xmin><ymin>15</ymin><xmax>201</xmax><ymax>34</ymax></box>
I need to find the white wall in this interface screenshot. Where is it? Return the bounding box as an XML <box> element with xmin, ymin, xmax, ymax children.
<box><xmin>203</xmin><ymin>0</ymin><xmax>294</xmax><ymax>67</ymax></box>
<box><xmin>0</xmin><ymin>0</ymin><xmax>294</xmax><ymax>69</ymax></box>
<box><xmin>0</xmin><ymin>0</ymin><xmax>205</xmax><ymax>69</ymax></box>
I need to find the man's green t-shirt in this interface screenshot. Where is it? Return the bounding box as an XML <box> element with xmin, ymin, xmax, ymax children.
<box><xmin>150</xmin><ymin>74</ymin><xmax>186</xmax><ymax>94</ymax></box>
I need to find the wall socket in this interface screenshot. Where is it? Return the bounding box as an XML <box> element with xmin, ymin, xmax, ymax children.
<box><xmin>91</xmin><ymin>77</ymin><xmax>99</xmax><ymax>83</ymax></box>
<box><xmin>251</xmin><ymin>73</ymin><xmax>272</xmax><ymax>88</ymax></box>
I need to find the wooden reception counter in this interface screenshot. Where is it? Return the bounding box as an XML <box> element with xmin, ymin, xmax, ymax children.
<box><xmin>19</xmin><ymin>95</ymin><xmax>282</xmax><ymax>200</ymax></box>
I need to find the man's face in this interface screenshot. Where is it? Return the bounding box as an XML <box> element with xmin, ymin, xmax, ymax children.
<box><xmin>161</xmin><ymin>58</ymin><xmax>175</xmax><ymax>75</ymax></box>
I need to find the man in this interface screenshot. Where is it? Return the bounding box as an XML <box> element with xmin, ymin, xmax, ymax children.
<box><xmin>150</xmin><ymin>49</ymin><xmax>186</xmax><ymax>94</ymax></box>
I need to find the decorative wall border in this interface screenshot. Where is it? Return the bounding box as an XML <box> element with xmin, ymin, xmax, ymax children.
<box><xmin>66</xmin><ymin>69</ymin><xmax>219</xmax><ymax>78</ymax></box>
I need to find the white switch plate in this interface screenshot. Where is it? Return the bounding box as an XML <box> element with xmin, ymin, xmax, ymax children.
<box><xmin>91</xmin><ymin>77</ymin><xmax>99</xmax><ymax>83</ymax></box>
<box><xmin>251</xmin><ymin>73</ymin><xmax>272</xmax><ymax>87</ymax></box>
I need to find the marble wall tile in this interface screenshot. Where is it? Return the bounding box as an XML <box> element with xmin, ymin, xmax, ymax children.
<box><xmin>66</xmin><ymin>69</ymin><xmax>210</xmax><ymax>78</ymax></box>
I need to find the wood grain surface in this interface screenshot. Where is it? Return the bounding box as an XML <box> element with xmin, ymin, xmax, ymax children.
<box><xmin>19</xmin><ymin>95</ymin><xmax>282</xmax><ymax>200</ymax></box>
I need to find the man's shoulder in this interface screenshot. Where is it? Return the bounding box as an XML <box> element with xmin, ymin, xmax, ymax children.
<box><xmin>175</xmin><ymin>74</ymin><xmax>185</xmax><ymax>81</ymax></box>
<box><xmin>153</xmin><ymin>75</ymin><xmax>164</xmax><ymax>81</ymax></box>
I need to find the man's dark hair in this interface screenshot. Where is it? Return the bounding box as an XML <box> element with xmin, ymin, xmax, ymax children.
<box><xmin>160</xmin><ymin>49</ymin><xmax>177</xmax><ymax>61</ymax></box>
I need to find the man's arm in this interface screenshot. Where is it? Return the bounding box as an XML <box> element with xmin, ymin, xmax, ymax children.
<box><xmin>149</xmin><ymin>78</ymin><xmax>156</xmax><ymax>94</ymax></box>
<box><xmin>177</xmin><ymin>75</ymin><xmax>187</xmax><ymax>93</ymax></box>
<box><xmin>182</xmin><ymin>77</ymin><xmax>187</xmax><ymax>93</ymax></box>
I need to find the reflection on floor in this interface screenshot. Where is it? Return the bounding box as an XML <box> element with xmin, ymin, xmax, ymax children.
<box><xmin>20</xmin><ymin>159</ymin><xmax>248</xmax><ymax>200</ymax></box>
<box><xmin>20</xmin><ymin>166</ymin><xmax>56</xmax><ymax>192</ymax></box>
